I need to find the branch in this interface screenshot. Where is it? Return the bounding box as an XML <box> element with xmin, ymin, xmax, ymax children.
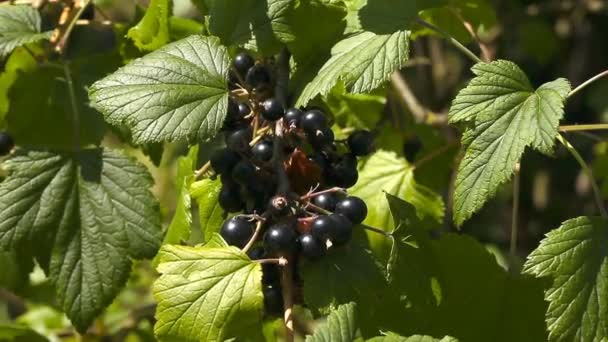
<box><xmin>451</xmin><ymin>8</ymin><xmax>492</xmax><ymax>62</ymax></box>
<box><xmin>390</xmin><ymin>72</ymin><xmax>428</xmax><ymax>123</ymax></box>
<box><xmin>415</xmin><ymin>18</ymin><xmax>483</xmax><ymax>64</ymax></box>
<box><xmin>509</xmin><ymin>162</ymin><xmax>520</xmax><ymax>273</ymax></box>
<box><xmin>569</xmin><ymin>70</ymin><xmax>608</xmax><ymax>98</ymax></box>
<box><xmin>559</xmin><ymin>123</ymin><xmax>608</xmax><ymax>132</ymax></box>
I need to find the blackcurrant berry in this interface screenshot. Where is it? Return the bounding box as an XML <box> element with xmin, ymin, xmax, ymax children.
<box><xmin>238</xmin><ymin>103</ymin><xmax>251</xmax><ymax>117</ymax></box>
<box><xmin>329</xmin><ymin>213</ymin><xmax>353</xmax><ymax>246</ymax></box>
<box><xmin>232</xmin><ymin>160</ymin><xmax>256</xmax><ymax>185</ymax></box>
<box><xmin>308</xmin><ymin>153</ymin><xmax>330</xmax><ymax>171</ymax></box>
<box><xmin>284</xmin><ymin>108</ymin><xmax>303</xmax><ymax>128</ymax></box>
<box><xmin>227</xmin><ymin>98</ymin><xmax>239</xmax><ymax>117</ymax></box>
<box><xmin>348</xmin><ymin>130</ymin><xmax>375</xmax><ymax>156</ymax></box>
<box><xmin>218</xmin><ymin>184</ymin><xmax>244</xmax><ymax>213</ymax></box>
<box><xmin>247</xmin><ymin>246</ymin><xmax>265</xmax><ymax>260</ymax></box>
<box><xmin>0</xmin><ymin>132</ymin><xmax>14</xmax><ymax>156</ymax></box>
<box><xmin>328</xmin><ymin>154</ymin><xmax>358</xmax><ymax>188</ymax></box>
<box><xmin>312</xmin><ymin>192</ymin><xmax>338</xmax><ymax>211</ymax></box>
<box><xmin>225</xmin><ymin>126</ymin><xmax>252</xmax><ymax>152</ymax></box>
<box><xmin>301</xmin><ymin>109</ymin><xmax>328</xmax><ymax>133</ymax></box>
<box><xmin>311</xmin><ymin>215</ymin><xmax>333</xmax><ymax>241</ymax></box>
<box><xmin>262</xmin><ymin>98</ymin><xmax>284</xmax><ymax>121</ymax></box>
<box><xmin>263</xmin><ymin>284</ymin><xmax>284</xmax><ymax>316</ymax></box>
<box><xmin>228</xmin><ymin>71</ymin><xmax>240</xmax><ymax>90</ymax></box>
<box><xmin>246</xmin><ymin>64</ymin><xmax>272</xmax><ymax>90</ymax></box>
<box><xmin>210</xmin><ymin>148</ymin><xmax>240</xmax><ymax>175</ymax></box>
<box><xmin>299</xmin><ymin>234</ymin><xmax>326</xmax><ymax>260</ymax></box>
<box><xmin>252</xmin><ymin>140</ymin><xmax>274</xmax><ymax>162</ymax></box>
<box><xmin>335</xmin><ymin>196</ymin><xmax>367</xmax><ymax>224</ymax></box>
<box><xmin>220</xmin><ymin>217</ymin><xmax>254</xmax><ymax>247</ymax></box>
<box><xmin>264</xmin><ymin>223</ymin><xmax>298</xmax><ymax>254</ymax></box>
<box><xmin>233</xmin><ymin>52</ymin><xmax>255</xmax><ymax>76</ymax></box>
<box><xmin>309</xmin><ymin>127</ymin><xmax>335</xmax><ymax>149</ymax></box>
<box><xmin>403</xmin><ymin>136</ymin><xmax>423</xmax><ymax>162</ymax></box>
<box><xmin>246</xmin><ymin>247</ymin><xmax>280</xmax><ymax>284</ymax></box>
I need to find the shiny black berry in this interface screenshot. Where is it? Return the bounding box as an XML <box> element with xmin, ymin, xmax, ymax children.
<box><xmin>232</xmin><ymin>160</ymin><xmax>256</xmax><ymax>185</ymax></box>
<box><xmin>264</xmin><ymin>223</ymin><xmax>298</xmax><ymax>254</ymax></box>
<box><xmin>309</xmin><ymin>127</ymin><xmax>334</xmax><ymax>149</ymax></box>
<box><xmin>310</xmin><ymin>215</ymin><xmax>333</xmax><ymax>241</ymax></box>
<box><xmin>218</xmin><ymin>185</ymin><xmax>244</xmax><ymax>213</ymax></box>
<box><xmin>284</xmin><ymin>108</ymin><xmax>303</xmax><ymax>128</ymax></box>
<box><xmin>301</xmin><ymin>109</ymin><xmax>328</xmax><ymax>134</ymax></box>
<box><xmin>79</xmin><ymin>3</ymin><xmax>95</xmax><ymax>20</ymax></box>
<box><xmin>329</xmin><ymin>213</ymin><xmax>353</xmax><ymax>246</ymax></box>
<box><xmin>239</xmin><ymin>103</ymin><xmax>251</xmax><ymax>117</ymax></box>
<box><xmin>252</xmin><ymin>140</ymin><xmax>274</xmax><ymax>162</ymax></box>
<box><xmin>233</xmin><ymin>52</ymin><xmax>255</xmax><ymax>76</ymax></box>
<box><xmin>335</xmin><ymin>196</ymin><xmax>367</xmax><ymax>224</ymax></box>
<box><xmin>225</xmin><ymin>126</ymin><xmax>252</xmax><ymax>152</ymax></box>
<box><xmin>311</xmin><ymin>192</ymin><xmax>338</xmax><ymax>211</ymax></box>
<box><xmin>263</xmin><ymin>284</ymin><xmax>284</xmax><ymax>316</ymax></box>
<box><xmin>328</xmin><ymin>154</ymin><xmax>358</xmax><ymax>188</ymax></box>
<box><xmin>246</xmin><ymin>64</ymin><xmax>272</xmax><ymax>90</ymax></box>
<box><xmin>299</xmin><ymin>234</ymin><xmax>325</xmax><ymax>260</ymax></box>
<box><xmin>348</xmin><ymin>130</ymin><xmax>375</xmax><ymax>156</ymax></box>
<box><xmin>262</xmin><ymin>98</ymin><xmax>284</xmax><ymax>121</ymax></box>
<box><xmin>0</xmin><ymin>132</ymin><xmax>14</xmax><ymax>156</ymax></box>
<box><xmin>220</xmin><ymin>217</ymin><xmax>254</xmax><ymax>247</ymax></box>
<box><xmin>309</xmin><ymin>153</ymin><xmax>330</xmax><ymax>171</ymax></box>
<box><xmin>210</xmin><ymin>148</ymin><xmax>240</xmax><ymax>175</ymax></box>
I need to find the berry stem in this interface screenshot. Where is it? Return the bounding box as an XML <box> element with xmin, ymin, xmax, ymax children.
<box><xmin>253</xmin><ymin>257</ymin><xmax>288</xmax><ymax>265</ymax></box>
<box><xmin>305</xmin><ymin>202</ymin><xmax>332</xmax><ymax>215</ymax></box>
<box><xmin>509</xmin><ymin>162</ymin><xmax>520</xmax><ymax>273</ymax></box>
<box><xmin>300</xmin><ymin>187</ymin><xmax>346</xmax><ymax>201</ymax></box>
<box><xmin>280</xmin><ymin>257</ymin><xmax>295</xmax><ymax>342</ymax></box>
<box><xmin>242</xmin><ymin>221</ymin><xmax>263</xmax><ymax>254</ymax></box>
<box><xmin>362</xmin><ymin>225</ymin><xmax>392</xmax><ymax>238</ymax></box>
<box><xmin>568</xmin><ymin>70</ymin><xmax>608</xmax><ymax>98</ymax></box>
<box><xmin>557</xmin><ymin>134</ymin><xmax>607</xmax><ymax>217</ymax></box>
<box><xmin>559</xmin><ymin>124</ymin><xmax>608</xmax><ymax>132</ymax></box>
<box><xmin>194</xmin><ymin>161</ymin><xmax>211</xmax><ymax>179</ymax></box>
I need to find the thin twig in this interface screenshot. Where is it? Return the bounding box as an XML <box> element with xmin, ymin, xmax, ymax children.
<box><xmin>557</xmin><ymin>134</ymin><xmax>608</xmax><ymax>217</ymax></box>
<box><xmin>300</xmin><ymin>187</ymin><xmax>346</xmax><ymax>201</ymax></box>
<box><xmin>194</xmin><ymin>161</ymin><xmax>211</xmax><ymax>179</ymax></box>
<box><xmin>451</xmin><ymin>8</ymin><xmax>492</xmax><ymax>62</ymax></box>
<box><xmin>390</xmin><ymin>72</ymin><xmax>428</xmax><ymax>123</ymax></box>
<box><xmin>305</xmin><ymin>202</ymin><xmax>332</xmax><ymax>215</ymax></box>
<box><xmin>559</xmin><ymin>124</ymin><xmax>608</xmax><ymax>132</ymax></box>
<box><xmin>569</xmin><ymin>70</ymin><xmax>608</xmax><ymax>98</ymax></box>
<box><xmin>254</xmin><ymin>258</ymin><xmax>288</xmax><ymax>265</ymax></box>
<box><xmin>415</xmin><ymin>18</ymin><xmax>483</xmax><ymax>64</ymax></box>
<box><xmin>509</xmin><ymin>163</ymin><xmax>520</xmax><ymax>273</ymax></box>
<box><xmin>411</xmin><ymin>140</ymin><xmax>459</xmax><ymax>170</ymax></box>
<box><xmin>362</xmin><ymin>225</ymin><xmax>392</xmax><ymax>238</ymax></box>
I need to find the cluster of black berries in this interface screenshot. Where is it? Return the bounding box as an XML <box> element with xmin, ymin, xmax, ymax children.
<box><xmin>0</xmin><ymin>132</ymin><xmax>14</xmax><ymax>156</ymax></box>
<box><xmin>210</xmin><ymin>52</ymin><xmax>374</xmax><ymax>315</ymax></box>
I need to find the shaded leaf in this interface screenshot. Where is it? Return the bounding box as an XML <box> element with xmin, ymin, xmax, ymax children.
<box><xmin>0</xmin><ymin>5</ymin><xmax>51</xmax><ymax>59</ymax></box>
<box><xmin>190</xmin><ymin>177</ymin><xmax>225</xmax><ymax>242</ymax></box>
<box><xmin>127</xmin><ymin>0</ymin><xmax>171</xmax><ymax>51</ymax></box>
<box><xmin>306</xmin><ymin>302</ymin><xmax>361</xmax><ymax>342</ymax></box>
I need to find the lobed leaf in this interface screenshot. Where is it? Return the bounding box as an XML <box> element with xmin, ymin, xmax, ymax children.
<box><xmin>0</xmin><ymin>5</ymin><xmax>51</xmax><ymax>58</ymax></box>
<box><xmin>523</xmin><ymin>216</ymin><xmax>608</xmax><ymax>342</ymax></box>
<box><xmin>89</xmin><ymin>35</ymin><xmax>230</xmax><ymax>144</ymax></box>
<box><xmin>305</xmin><ymin>302</ymin><xmax>361</xmax><ymax>342</ymax></box>
<box><xmin>449</xmin><ymin>60</ymin><xmax>570</xmax><ymax>226</ymax></box>
<box><xmin>0</xmin><ymin>149</ymin><xmax>162</xmax><ymax>332</ymax></box>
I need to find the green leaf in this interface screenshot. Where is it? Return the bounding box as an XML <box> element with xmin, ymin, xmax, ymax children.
<box><xmin>368</xmin><ymin>333</ymin><xmax>458</xmax><ymax>342</ymax></box>
<box><xmin>0</xmin><ymin>149</ymin><xmax>162</xmax><ymax>332</ymax></box>
<box><xmin>0</xmin><ymin>5</ymin><xmax>51</xmax><ymax>59</ymax></box>
<box><xmin>208</xmin><ymin>0</ymin><xmax>294</xmax><ymax>54</ymax></box>
<box><xmin>523</xmin><ymin>216</ymin><xmax>608</xmax><ymax>342</ymax></box>
<box><xmin>350</xmin><ymin>0</ymin><xmax>418</xmax><ymax>34</ymax></box>
<box><xmin>386</xmin><ymin>194</ymin><xmax>548</xmax><ymax>342</ymax></box>
<box><xmin>127</xmin><ymin>0</ymin><xmax>171</xmax><ymax>51</ymax></box>
<box><xmin>305</xmin><ymin>302</ymin><xmax>361</xmax><ymax>342</ymax></box>
<box><xmin>349</xmin><ymin>150</ymin><xmax>444</xmax><ymax>260</ymax></box>
<box><xmin>296</xmin><ymin>30</ymin><xmax>410</xmax><ymax>107</ymax></box>
<box><xmin>0</xmin><ymin>323</ymin><xmax>48</xmax><ymax>342</ymax></box>
<box><xmin>0</xmin><ymin>249</ymin><xmax>33</xmax><ymax>291</ymax></box>
<box><xmin>324</xmin><ymin>81</ymin><xmax>386</xmax><ymax>130</ymax></box>
<box><xmin>154</xmin><ymin>244</ymin><xmax>263</xmax><ymax>341</ymax></box>
<box><xmin>168</xmin><ymin>16</ymin><xmax>204</xmax><ymax>41</ymax></box>
<box><xmin>89</xmin><ymin>35</ymin><xmax>230</xmax><ymax>144</ymax></box>
<box><xmin>449</xmin><ymin>60</ymin><xmax>570</xmax><ymax>226</ymax></box>
<box><xmin>190</xmin><ymin>177</ymin><xmax>225</xmax><ymax>242</ymax></box>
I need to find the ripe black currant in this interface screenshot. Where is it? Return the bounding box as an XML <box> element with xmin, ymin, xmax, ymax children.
<box><xmin>311</xmin><ymin>192</ymin><xmax>338</xmax><ymax>211</ymax></box>
<box><xmin>225</xmin><ymin>126</ymin><xmax>252</xmax><ymax>152</ymax></box>
<box><xmin>308</xmin><ymin>153</ymin><xmax>330</xmax><ymax>171</ymax></box>
<box><xmin>252</xmin><ymin>140</ymin><xmax>274</xmax><ymax>162</ymax></box>
<box><xmin>233</xmin><ymin>52</ymin><xmax>255</xmax><ymax>76</ymax></box>
<box><xmin>262</xmin><ymin>98</ymin><xmax>284</xmax><ymax>121</ymax></box>
<box><xmin>0</xmin><ymin>132</ymin><xmax>14</xmax><ymax>156</ymax></box>
<box><xmin>79</xmin><ymin>3</ymin><xmax>95</xmax><ymax>20</ymax></box>
<box><xmin>264</xmin><ymin>223</ymin><xmax>298</xmax><ymax>254</ymax></box>
<box><xmin>403</xmin><ymin>136</ymin><xmax>423</xmax><ymax>162</ymax></box>
<box><xmin>335</xmin><ymin>196</ymin><xmax>367</xmax><ymax>224</ymax></box>
<box><xmin>247</xmin><ymin>246</ymin><xmax>265</xmax><ymax>260</ymax></box>
<box><xmin>329</xmin><ymin>213</ymin><xmax>353</xmax><ymax>246</ymax></box>
<box><xmin>210</xmin><ymin>148</ymin><xmax>240</xmax><ymax>175</ymax></box>
<box><xmin>301</xmin><ymin>109</ymin><xmax>328</xmax><ymax>133</ymax></box>
<box><xmin>299</xmin><ymin>234</ymin><xmax>326</xmax><ymax>260</ymax></box>
<box><xmin>220</xmin><ymin>217</ymin><xmax>254</xmax><ymax>247</ymax></box>
<box><xmin>246</xmin><ymin>64</ymin><xmax>272</xmax><ymax>90</ymax></box>
<box><xmin>309</xmin><ymin>127</ymin><xmax>335</xmax><ymax>149</ymax></box>
<box><xmin>284</xmin><ymin>108</ymin><xmax>303</xmax><ymax>128</ymax></box>
<box><xmin>310</xmin><ymin>215</ymin><xmax>333</xmax><ymax>241</ymax></box>
<box><xmin>328</xmin><ymin>154</ymin><xmax>358</xmax><ymax>188</ymax></box>
<box><xmin>232</xmin><ymin>160</ymin><xmax>256</xmax><ymax>185</ymax></box>
<box><xmin>238</xmin><ymin>103</ymin><xmax>251</xmax><ymax>117</ymax></box>
<box><xmin>227</xmin><ymin>98</ymin><xmax>239</xmax><ymax>118</ymax></box>
<box><xmin>263</xmin><ymin>284</ymin><xmax>284</xmax><ymax>316</ymax></box>
<box><xmin>218</xmin><ymin>186</ymin><xmax>244</xmax><ymax>213</ymax></box>
<box><xmin>348</xmin><ymin>130</ymin><xmax>375</xmax><ymax>156</ymax></box>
